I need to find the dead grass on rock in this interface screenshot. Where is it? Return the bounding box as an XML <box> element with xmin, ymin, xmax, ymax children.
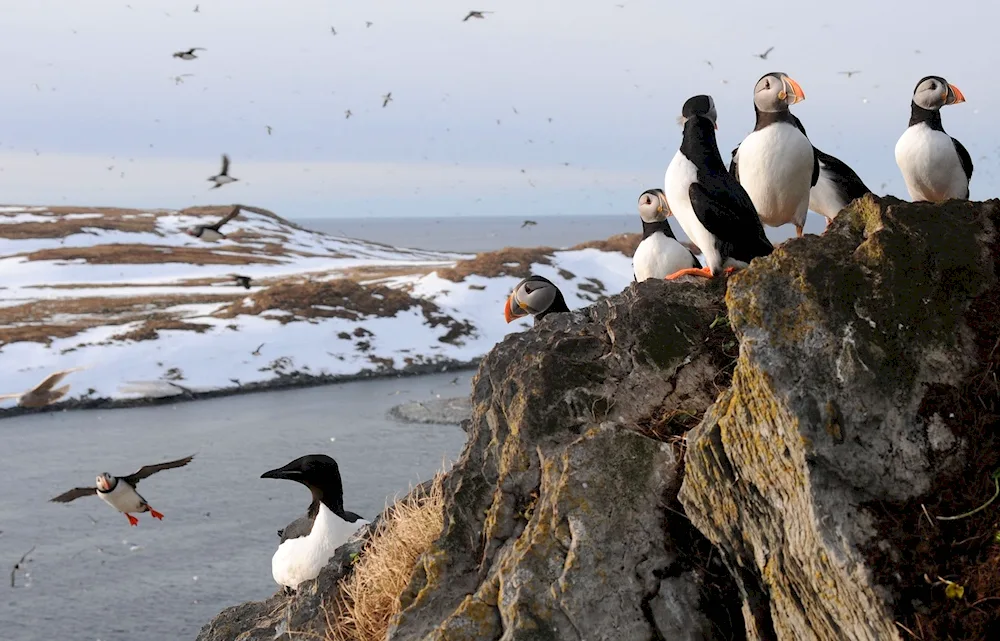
<box><xmin>326</xmin><ymin>475</ymin><xmax>445</xmax><ymax>641</ymax></box>
<box><xmin>111</xmin><ymin>318</ymin><xmax>213</xmax><ymax>342</ymax></box>
<box><xmin>435</xmin><ymin>246</ymin><xmax>555</xmax><ymax>283</ymax></box>
<box><xmin>0</xmin><ymin>207</ymin><xmax>158</xmax><ymax>239</ymax></box>
<box><xmin>215</xmin><ymin>279</ymin><xmax>422</xmax><ymax>323</ymax></box>
<box><xmin>22</xmin><ymin>244</ymin><xmax>280</xmax><ymax>265</ymax></box>
<box><xmin>570</xmin><ymin>233</ymin><xmax>641</xmax><ymax>257</ymax></box>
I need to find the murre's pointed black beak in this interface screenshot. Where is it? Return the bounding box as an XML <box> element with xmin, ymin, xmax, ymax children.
<box><xmin>261</xmin><ymin>465</ymin><xmax>301</xmax><ymax>480</ymax></box>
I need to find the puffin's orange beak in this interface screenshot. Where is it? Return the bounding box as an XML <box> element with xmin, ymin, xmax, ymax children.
<box><xmin>781</xmin><ymin>75</ymin><xmax>806</xmax><ymax>104</ymax></box>
<box><xmin>947</xmin><ymin>84</ymin><xmax>966</xmax><ymax>104</ymax></box>
<box><xmin>504</xmin><ymin>294</ymin><xmax>516</xmax><ymax>323</ymax></box>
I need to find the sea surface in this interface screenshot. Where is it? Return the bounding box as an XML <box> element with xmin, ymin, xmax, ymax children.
<box><xmin>0</xmin><ymin>370</ymin><xmax>472</xmax><ymax>641</ymax></box>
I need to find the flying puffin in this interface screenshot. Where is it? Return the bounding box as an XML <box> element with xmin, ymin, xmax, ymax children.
<box><xmin>262</xmin><ymin>454</ymin><xmax>368</xmax><ymax>592</ymax></box>
<box><xmin>186</xmin><ymin>205</ymin><xmax>240</xmax><ymax>241</ymax></box>
<box><xmin>786</xmin><ymin>113</ymin><xmax>873</xmax><ymax>225</ymax></box>
<box><xmin>0</xmin><ymin>366</ymin><xmax>86</xmax><ymax>408</ymax></box>
<box><xmin>504</xmin><ymin>275</ymin><xmax>570</xmax><ymax>324</ymax></box>
<box><xmin>894</xmin><ymin>76</ymin><xmax>971</xmax><ymax>202</ymax></box>
<box><xmin>208</xmin><ymin>154</ymin><xmax>239</xmax><ymax>189</ymax></box>
<box><xmin>663</xmin><ymin>95</ymin><xmax>772</xmax><ymax>280</ymax></box>
<box><xmin>49</xmin><ymin>455</ymin><xmax>195</xmax><ymax>526</ymax></box>
<box><xmin>730</xmin><ymin>72</ymin><xmax>816</xmax><ymax>237</ymax></box>
<box><xmin>632</xmin><ymin>188</ymin><xmax>698</xmax><ymax>282</ymax></box>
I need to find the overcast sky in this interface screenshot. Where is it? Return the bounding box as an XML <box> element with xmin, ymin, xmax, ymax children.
<box><xmin>0</xmin><ymin>0</ymin><xmax>994</xmax><ymax>219</ymax></box>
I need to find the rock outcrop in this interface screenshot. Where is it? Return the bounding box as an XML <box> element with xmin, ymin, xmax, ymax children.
<box><xmin>198</xmin><ymin>197</ymin><xmax>1000</xmax><ymax>641</ymax></box>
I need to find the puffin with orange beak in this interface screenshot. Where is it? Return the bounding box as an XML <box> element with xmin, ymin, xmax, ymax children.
<box><xmin>730</xmin><ymin>72</ymin><xmax>817</xmax><ymax>238</ymax></box>
<box><xmin>632</xmin><ymin>188</ymin><xmax>699</xmax><ymax>282</ymax></box>
<box><xmin>504</xmin><ymin>275</ymin><xmax>570</xmax><ymax>324</ymax></box>
<box><xmin>895</xmin><ymin>76</ymin><xmax>971</xmax><ymax>202</ymax></box>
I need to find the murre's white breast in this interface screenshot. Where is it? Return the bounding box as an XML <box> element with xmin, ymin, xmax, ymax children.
<box><xmin>633</xmin><ymin>232</ymin><xmax>697</xmax><ymax>281</ymax></box>
<box><xmin>894</xmin><ymin>123</ymin><xmax>968</xmax><ymax>202</ymax></box>
<box><xmin>271</xmin><ymin>504</ymin><xmax>368</xmax><ymax>589</ymax></box>
<box><xmin>735</xmin><ymin>123</ymin><xmax>813</xmax><ymax>228</ymax></box>
<box><xmin>98</xmin><ymin>481</ymin><xmax>146</xmax><ymax>514</ymax></box>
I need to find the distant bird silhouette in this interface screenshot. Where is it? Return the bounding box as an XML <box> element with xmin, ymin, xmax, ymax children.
<box><xmin>344</xmin><ymin>109</ymin><xmax>352</xmax><ymax>119</ymax></box>
<box><xmin>266</xmin><ymin>125</ymin><xmax>273</xmax><ymax>135</ymax></box>
<box><xmin>172</xmin><ymin>47</ymin><xmax>205</xmax><ymax>60</ymax></box>
<box><xmin>839</xmin><ymin>70</ymin><xmax>861</xmax><ymax>78</ymax></box>
<box><xmin>208</xmin><ymin>154</ymin><xmax>238</xmax><ymax>189</ymax></box>
<box><xmin>705</xmin><ymin>60</ymin><xmax>713</xmax><ymax>69</ymax></box>
<box><xmin>0</xmin><ymin>367</ymin><xmax>86</xmax><ymax>408</ymax></box>
<box><xmin>521</xmin><ymin>220</ymin><xmax>537</xmax><ymax>228</ymax></box>
<box><xmin>186</xmin><ymin>206</ymin><xmax>240</xmax><ymax>241</ymax></box>
<box><xmin>171</xmin><ymin>74</ymin><xmax>194</xmax><ymax>85</ymax></box>
<box><xmin>382</xmin><ymin>92</ymin><xmax>393</xmax><ymax>108</ymax></box>
<box><xmin>330</xmin><ymin>26</ymin><xmax>336</xmax><ymax>35</ymax></box>
<box><xmin>252</xmin><ymin>343</ymin><xmax>265</xmax><ymax>356</ymax></box>
<box><xmin>753</xmin><ymin>46</ymin><xmax>774</xmax><ymax>60</ymax></box>
<box><xmin>365</xmin><ymin>21</ymin><xmax>373</xmax><ymax>28</ymax></box>
<box><xmin>233</xmin><ymin>275</ymin><xmax>252</xmax><ymax>289</ymax></box>
<box><xmin>463</xmin><ymin>10</ymin><xmax>493</xmax><ymax>21</ymax></box>
<box><xmin>193</xmin><ymin>4</ymin><xmax>199</xmax><ymax>12</ymax></box>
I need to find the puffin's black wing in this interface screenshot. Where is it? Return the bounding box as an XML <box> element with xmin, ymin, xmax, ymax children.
<box><xmin>50</xmin><ymin>487</ymin><xmax>96</xmax><ymax>503</ymax></box>
<box><xmin>814</xmin><ymin>148</ymin><xmax>872</xmax><ymax>201</ymax></box>
<box><xmin>277</xmin><ymin>515</ymin><xmax>313</xmax><ymax>543</ymax></box>
<box><xmin>219</xmin><ymin>154</ymin><xmax>231</xmax><ymax>176</ymax></box>
<box><xmin>208</xmin><ymin>206</ymin><xmax>241</xmax><ymax>232</ymax></box>
<box><xmin>810</xmin><ymin>149</ymin><xmax>820</xmax><ymax>187</ymax></box>
<box><xmin>728</xmin><ymin>146</ymin><xmax>740</xmax><ymax>182</ymax></box>
<box><xmin>688</xmin><ymin>178</ymin><xmax>772</xmax><ymax>261</ymax></box>
<box><xmin>951</xmin><ymin>137</ymin><xmax>974</xmax><ymax>183</ymax></box>
<box><xmin>122</xmin><ymin>454</ymin><xmax>195</xmax><ymax>486</ymax></box>
<box><xmin>343</xmin><ymin>510</ymin><xmax>365</xmax><ymax>523</ymax></box>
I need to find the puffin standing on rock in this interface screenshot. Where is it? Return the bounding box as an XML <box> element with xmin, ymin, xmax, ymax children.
<box><xmin>663</xmin><ymin>95</ymin><xmax>772</xmax><ymax>280</ymax></box>
<box><xmin>49</xmin><ymin>455</ymin><xmax>195</xmax><ymax>526</ymax></box>
<box><xmin>262</xmin><ymin>454</ymin><xmax>368</xmax><ymax>592</ymax></box>
<box><xmin>504</xmin><ymin>275</ymin><xmax>570</xmax><ymax>323</ymax></box>
<box><xmin>632</xmin><ymin>188</ymin><xmax>698</xmax><ymax>282</ymax></box>
<box><xmin>730</xmin><ymin>72</ymin><xmax>816</xmax><ymax>237</ymax></box>
<box><xmin>895</xmin><ymin>76</ymin><xmax>972</xmax><ymax>202</ymax></box>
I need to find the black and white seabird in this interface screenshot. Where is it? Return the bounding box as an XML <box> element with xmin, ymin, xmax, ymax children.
<box><xmin>232</xmin><ymin>274</ymin><xmax>252</xmax><ymax>289</ymax></box>
<box><xmin>632</xmin><ymin>188</ymin><xmax>698</xmax><ymax>282</ymax></box>
<box><xmin>785</xmin><ymin>114</ymin><xmax>873</xmax><ymax>225</ymax></box>
<box><xmin>463</xmin><ymin>10</ymin><xmax>493</xmax><ymax>21</ymax></box>
<box><xmin>172</xmin><ymin>47</ymin><xmax>205</xmax><ymax>60</ymax></box>
<box><xmin>50</xmin><ymin>455</ymin><xmax>194</xmax><ymax>526</ymax></box>
<box><xmin>730</xmin><ymin>72</ymin><xmax>816</xmax><ymax>238</ymax></box>
<box><xmin>0</xmin><ymin>367</ymin><xmax>86</xmax><ymax>408</ymax></box>
<box><xmin>663</xmin><ymin>95</ymin><xmax>772</xmax><ymax>280</ymax></box>
<box><xmin>895</xmin><ymin>76</ymin><xmax>971</xmax><ymax>202</ymax></box>
<box><xmin>262</xmin><ymin>454</ymin><xmax>368</xmax><ymax>591</ymax></box>
<box><xmin>504</xmin><ymin>275</ymin><xmax>570</xmax><ymax>324</ymax></box>
<box><xmin>382</xmin><ymin>92</ymin><xmax>393</xmax><ymax>108</ymax></box>
<box><xmin>186</xmin><ymin>205</ymin><xmax>240</xmax><ymax>241</ymax></box>
<box><xmin>208</xmin><ymin>154</ymin><xmax>238</xmax><ymax>189</ymax></box>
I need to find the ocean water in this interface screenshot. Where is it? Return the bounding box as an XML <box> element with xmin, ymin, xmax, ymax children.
<box><xmin>0</xmin><ymin>371</ymin><xmax>472</xmax><ymax>641</ymax></box>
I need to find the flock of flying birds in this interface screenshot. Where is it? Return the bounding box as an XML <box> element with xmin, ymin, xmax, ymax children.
<box><xmin>504</xmin><ymin>71</ymin><xmax>973</xmax><ymax>323</ymax></box>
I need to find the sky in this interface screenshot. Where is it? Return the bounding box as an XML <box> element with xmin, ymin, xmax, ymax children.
<box><xmin>0</xmin><ymin>0</ymin><xmax>996</xmax><ymax>220</ymax></box>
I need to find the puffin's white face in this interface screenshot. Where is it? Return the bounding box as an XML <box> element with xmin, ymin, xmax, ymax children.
<box><xmin>637</xmin><ymin>190</ymin><xmax>669</xmax><ymax>223</ymax></box>
<box><xmin>96</xmin><ymin>473</ymin><xmax>114</xmax><ymax>491</ymax></box>
<box><xmin>912</xmin><ymin>76</ymin><xmax>965</xmax><ymax>111</ymax></box>
<box><xmin>504</xmin><ymin>277</ymin><xmax>558</xmax><ymax>322</ymax></box>
<box><xmin>753</xmin><ymin>73</ymin><xmax>805</xmax><ymax>112</ymax></box>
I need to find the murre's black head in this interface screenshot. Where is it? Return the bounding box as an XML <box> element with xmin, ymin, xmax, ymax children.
<box><xmin>680</xmin><ymin>95</ymin><xmax>717</xmax><ymax>126</ymax></box>
<box><xmin>262</xmin><ymin>454</ymin><xmax>345</xmax><ymax>514</ymax></box>
<box><xmin>911</xmin><ymin>75</ymin><xmax>965</xmax><ymax>111</ymax></box>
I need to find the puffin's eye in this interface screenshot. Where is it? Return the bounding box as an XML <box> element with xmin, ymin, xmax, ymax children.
<box><xmin>764</xmin><ymin>80</ymin><xmax>770</xmax><ymax>89</ymax></box>
<box><xmin>929</xmin><ymin>82</ymin><xmax>937</xmax><ymax>90</ymax></box>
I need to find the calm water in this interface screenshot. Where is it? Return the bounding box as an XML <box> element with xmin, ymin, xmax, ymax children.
<box><xmin>292</xmin><ymin>213</ymin><xmax>821</xmax><ymax>254</ymax></box>
<box><xmin>0</xmin><ymin>371</ymin><xmax>472</xmax><ymax>641</ymax></box>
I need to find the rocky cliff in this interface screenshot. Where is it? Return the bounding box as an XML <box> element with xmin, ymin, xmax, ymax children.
<box><xmin>197</xmin><ymin>196</ymin><xmax>1000</xmax><ymax>641</ymax></box>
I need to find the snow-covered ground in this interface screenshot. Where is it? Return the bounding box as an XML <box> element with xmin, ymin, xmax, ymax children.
<box><xmin>0</xmin><ymin>204</ymin><xmax>635</xmax><ymax>406</ymax></box>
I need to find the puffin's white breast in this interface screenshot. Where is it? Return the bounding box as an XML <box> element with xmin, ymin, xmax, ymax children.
<box><xmin>633</xmin><ymin>232</ymin><xmax>697</xmax><ymax>281</ymax></box>
<box><xmin>98</xmin><ymin>482</ymin><xmax>146</xmax><ymax>514</ymax></box>
<box><xmin>735</xmin><ymin>123</ymin><xmax>813</xmax><ymax>227</ymax></box>
<box><xmin>894</xmin><ymin>123</ymin><xmax>968</xmax><ymax>202</ymax></box>
<box><xmin>271</xmin><ymin>504</ymin><xmax>368</xmax><ymax>589</ymax></box>
<box><xmin>199</xmin><ymin>228</ymin><xmax>224</xmax><ymax>241</ymax></box>
<box><xmin>665</xmin><ymin>151</ymin><xmax>721</xmax><ymax>273</ymax></box>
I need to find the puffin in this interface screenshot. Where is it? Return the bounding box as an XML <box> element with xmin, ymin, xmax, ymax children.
<box><xmin>663</xmin><ymin>95</ymin><xmax>772</xmax><ymax>280</ymax></box>
<box><xmin>262</xmin><ymin>454</ymin><xmax>368</xmax><ymax>591</ymax></box>
<box><xmin>786</xmin><ymin>113</ymin><xmax>873</xmax><ymax>225</ymax></box>
<box><xmin>730</xmin><ymin>72</ymin><xmax>816</xmax><ymax>237</ymax></box>
<box><xmin>0</xmin><ymin>366</ymin><xmax>86</xmax><ymax>408</ymax></box>
<box><xmin>632</xmin><ymin>188</ymin><xmax>698</xmax><ymax>282</ymax></box>
<box><xmin>208</xmin><ymin>154</ymin><xmax>239</xmax><ymax>190</ymax></box>
<box><xmin>186</xmin><ymin>205</ymin><xmax>240</xmax><ymax>241</ymax></box>
<box><xmin>894</xmin><ymin>76</ymin><xmax>971</xmax><ymax>202</ymax></box>
<box><xmin>504</xmin><ymin>275</ymin><xmax>570</xmax><ymax>324</ymax></box>
<box><xmin>50</xmin><ymin>455</ymin><xmax>195</xmax><ymax>526</ymax></box>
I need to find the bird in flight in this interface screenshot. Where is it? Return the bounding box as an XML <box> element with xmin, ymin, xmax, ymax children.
<box><xmin>705</xmin><ymin>60</ymin><xmax>713</xmax><ymax>69</ymax></box>
<box><xmin>382</xmin><ymin>92</ymin><xmax>393</xmax><ymax>108</ymax></box>
<box><xmin>0</xmin><ymin>367</ymin><xmax>86</xmax><ymax>408</ymax></box>
<box><xmin>463</xmin><ymin>10</ymin><xmax>493</xmax><ymax>21</ymax></box>
<box><xmin>521</xmin><ymin>220</ymin><xmax>537</xmax><ymax>228</ymax></box>
<box><xmin>365</xmin><ymin>21</ymin><xmax>373</xmax><ymax>28</ymax></box>
<box><xmin>193</xmin><ymin>4</ymin><xmax>199</xmax><ymax>12</ymax></box>
<box><xmin>186</xmin><ymin>205</ymin><xmax>240</xmax><ymax>241</ymax></box>
<box><xmin>173</xmin><ymin>47</ymin><xmax>205</xmax><ymax>60</ymax></box>
<box><xmin>266</xmin><ymin>125</ymin><xmax>273</xmax><ymax>135</ymax></box>
<box><xmin>753</xmin><ymin>46</ymin><xmax>774</xmax><ymax>60</ymax></box>
<box><xmin>330</xmin><ymin>26</ymin><xmax>337</xmax><ymax>35</ymax></box>
<box><xmin>208</xmin><ymin>155</ymin><xmax>238</xmax><ymax>190</ymax></box>
<box><xmin>345</xmin><ymin>109</ymin><xmax>352</xmax><ymax>119</ymax></box>
<box><xmin>838</xmin><ymin>70</ymin><xmax>861</xmax><ymax>78</ymax></box>
<box><xmin>171</xmin><ymin>74</ymin><xmax>194</xmax><ymax>85</ymax></box>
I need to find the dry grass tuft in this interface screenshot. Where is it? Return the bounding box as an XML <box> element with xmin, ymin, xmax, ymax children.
<box><xmin>569</xmin><ymin>233</ymin><xmax>641</xmax><ymax>257</ymax></box>
<box><xmin>0</xmin><ymin>207</ymin><xmax>159</xmax><ymax>239</ymax></box>
<box><xmin>21</xmin><ymin>244</ymin><xmax>281</xmax><ymax>265</ymax></box>
<box><xmin>327</xmin><ymin>475</ymin><xmax>445</xmax><ymax>641</ymax></box>
<box><xmin>435</xmin><ymin>246</ymin><xmax>555</xmax><ymax>283</ymax></box>
<box><xmin>215</xmin><ymin>279</ymin><xmax>424</xmax><ymax>323</ymax></box>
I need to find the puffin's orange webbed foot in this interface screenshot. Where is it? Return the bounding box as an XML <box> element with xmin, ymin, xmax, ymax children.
<box><xmin>795</xmin><ymin>225</ymin><xmax>804</xmax><ymax>238</ymax></box>
<box><xmin>724</xmin><ymin>266</ymin><xmax>738</xmax><ymax>275</ymax></box>
<box><xmin>126</xmin><ymin>513</ymin><xmax>139</xmax><ymax>526</ymax></box>
<box><xmin>665</xmin><ymin>266</ymin><xmax>713</xmax><ymax>280</ymax></box>
<box><xmin>149</xmin><ymin>508</ymin><xmax>164</xmax><ymax>520</ymax></box>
